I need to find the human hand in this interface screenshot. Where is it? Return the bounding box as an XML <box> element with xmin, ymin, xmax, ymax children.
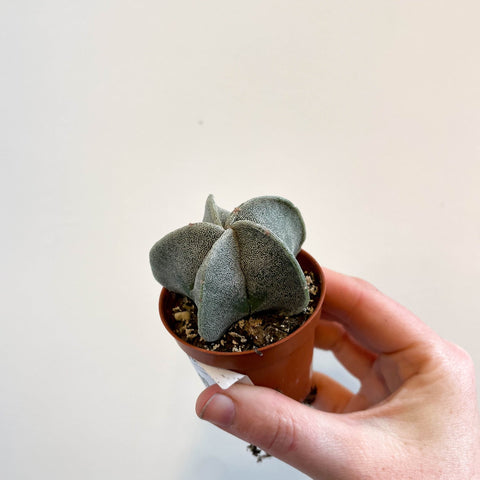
<box><xmin>195</xmin><ymin>269</ymin><xmax>480</xmax><ymax>479</ymax></box>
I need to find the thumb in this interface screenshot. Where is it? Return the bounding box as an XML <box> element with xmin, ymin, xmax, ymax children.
<box><xmin>195</xmin><ymin>383</ymin><xmax>356</xmax><ymax>479</ymax></box>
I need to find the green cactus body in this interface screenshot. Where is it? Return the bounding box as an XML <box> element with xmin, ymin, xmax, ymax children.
<box><xmin>149</xmin><ymin>195</ymin><xmax>309</xmax><ymax>342</ymax></box>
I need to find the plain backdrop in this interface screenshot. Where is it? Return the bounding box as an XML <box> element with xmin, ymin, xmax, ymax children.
<box><xmin>1</xmin><ymin>1</ymin><xmax>479</xmax><ymax>479</ymax></box>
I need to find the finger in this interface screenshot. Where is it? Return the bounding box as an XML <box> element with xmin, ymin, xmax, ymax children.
<box><xmin>322</xmin><ymin>268</ymin><xmax>435</xmax><ymax>354</ymax></box>
<box><xmin>315</xmin><ymin>317</ymin><xmax>377</xmax><ymax>380</ymax></box>
<box><xmin>196</xmin><ymin>383</ymin><xmax>359</xmax><ymax>479</ymax></box>
<box><xmin>311</xmin><ymin>371</ymin><xmax>354</xmax><ymax>413</ymax></box>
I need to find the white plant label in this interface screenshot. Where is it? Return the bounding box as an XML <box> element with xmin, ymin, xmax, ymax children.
<box><xmin>189</xmin><ymin>357</ymin><xmax>253</xmax><ymax>390</ymax></box>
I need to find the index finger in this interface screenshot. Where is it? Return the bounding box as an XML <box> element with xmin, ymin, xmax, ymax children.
<box><xmin>322</xmin><ymin>268</ymin><xmax>435</xmax><ymax>354</ymax></box>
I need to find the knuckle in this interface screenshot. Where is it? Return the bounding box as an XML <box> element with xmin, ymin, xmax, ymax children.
<box><xmin>263</xmin><ymin>411</ymin><xmax>297</xmax><ymax>455</ymax></box>
<box><xmin>446</xmin><ymin>341</ymin><xmax>475</xmax><ymax>372</ymax></box>
<box><xmin>351</xmin><ymin>276</ymin><xmax>377</xmax><ymax>293</ymax></box>
<box><xmin>429</xmin><ymin>340</ymin><xmax>475</xmax><ymax>382</ymax></box>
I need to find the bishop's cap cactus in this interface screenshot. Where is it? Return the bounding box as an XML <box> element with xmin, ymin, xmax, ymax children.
<box><xmin>149</xmin><ymin>195</ymin><xmax>309</xmax><ymax>342</ymax></box>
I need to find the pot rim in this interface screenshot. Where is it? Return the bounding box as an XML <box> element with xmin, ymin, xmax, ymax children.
<box><xmin>158</xmin><ymin>249</ymin><xmax>325</xmax><ymax>357</ymax></box>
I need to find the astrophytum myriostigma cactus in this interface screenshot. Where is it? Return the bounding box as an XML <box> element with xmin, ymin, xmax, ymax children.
<box><xmin>149</xmin><ymin>195</ymin><xmax>310</xmax><ymax>342</ymax></box>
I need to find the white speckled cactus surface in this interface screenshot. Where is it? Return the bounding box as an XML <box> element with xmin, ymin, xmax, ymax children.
<box><xmin>149</xmin><ymin>195</ymin><xmax>310</xmax><ymax>342</ymax></box>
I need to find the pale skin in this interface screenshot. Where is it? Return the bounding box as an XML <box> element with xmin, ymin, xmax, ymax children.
<box><xmin>196</xmin><ymin>269</ymin><xmax>480</xmax><ymax>479</ymax></box>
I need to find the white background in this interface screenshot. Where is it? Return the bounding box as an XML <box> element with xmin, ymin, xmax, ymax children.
<box><xmin>2</xmin><ymin>1</ymin><xmax>479</xmax><ymax>479</ymax></box>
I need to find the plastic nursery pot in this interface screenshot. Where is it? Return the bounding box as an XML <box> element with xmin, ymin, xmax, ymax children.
<box><xmin>158</xmin><ymin>249</ymin><xmax>326</xmax><ymax>402</ymax></box>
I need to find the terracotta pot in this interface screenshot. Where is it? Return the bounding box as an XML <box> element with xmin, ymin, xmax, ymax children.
<box><xmin>158</xmin><ymin>249</ymin><xmax>326</xmax><ymax>402</ymax></box>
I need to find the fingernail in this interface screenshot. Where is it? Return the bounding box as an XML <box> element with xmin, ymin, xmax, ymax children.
<box><xmin>198</xmin><ymin>393</ymin><xmax>235</xmax><ymax>427</ymax></box>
